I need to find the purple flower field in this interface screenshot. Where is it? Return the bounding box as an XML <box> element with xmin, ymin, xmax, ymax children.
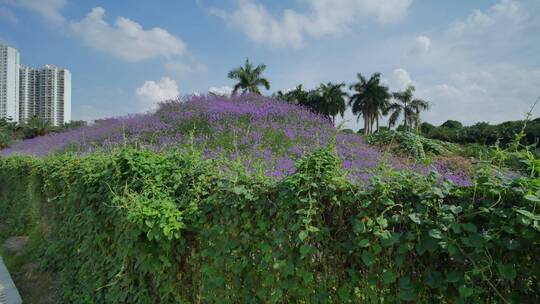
<box><xmin>1</xmin><ymin>94</ymin><xmax>471</xmax><ymax>185</ymax></box>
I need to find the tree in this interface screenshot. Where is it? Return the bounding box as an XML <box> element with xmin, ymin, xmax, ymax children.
<box><xmin>387</xmin><ymin>85</ymin><xmax>429</xmax><ymax>130</ymax></box>
<box><xmin>228</xmin><ymin>58</ymin><xmax>270</xmax><ymax>95</ymax></box>
<box><xmin>23</xmin><ymin>116</ymin><xmax>51</xmax><ymax>139</ymax></box>
<box><xmin>420</xmin><ymin>122</ymin><xmax>436</xmax><ymax>135</ymax></box>
<box><xmin>274</xmin><ymin>85</ymin><xmax>309</xmax><ymax>105</ymax></box>
<box><xmin>63</xmin><ymin>120</ymin><xmax>88</xmax><ymax>130</ymax></box>
<box><xmin>441</xmin><ymin>120</ymin><xmax>463</xmax><ymax>129</ymax></box>
<box><xmin>349</xmin><ymin>73</ymin><xmax>391</xmax><ymax>135</ymax></box>
<box><xmin>316</xmin><ymin>82</ymin><xmax>348</xmax><ymax>125</ymax></box>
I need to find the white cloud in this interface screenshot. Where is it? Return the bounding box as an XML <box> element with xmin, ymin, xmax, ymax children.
<box><xmin>414</xmin><ymin>35</ymin><xmax>430</xmax><ymax>52</ymax></box>
<box><xmin>392</xmin><ymin>68</ymin><xmax>415</xmax><ymax>90</ymax></box>
<box><xmin>208</xmin><ymin>86</ymin><xmax>233</xmax><ymax>96</ymax></box>
<box><xmin>331</xmin><ymin>0</ymin><xmax>540</xmax><ymax>131</ymax></box>
<box><xmin>420</xmin><ymin>66</ymin><xmax>540</xmax><ymax>125</ymax></box>
<box><xmin>136</xmin><ymin>77</ymin><xmax>179</xmax><ymax>111</ymax></box>
<box><xmin>212</xmin><ymin>0</ymin><xmax>413</xmax><ymax>48</ymax></box>
<box><xmin>0</xmin><ymin>6</ymin><xmax>17</xmax><ymax>24</ymax></box>
<box><xmin>70</xmin><ymin>7</ymin><xmax>187</xmax><ymax>62</ymax></box>
<box><xmin>0</xmin><ymin>0</ymin><xmax>65</xmax><ymax>24</ymax></box>
<box><xmin>165</xmin><ymin>60</ymin><xmax>207</xmax><ymax>77</ymax></box>
<box><xmin>2</xmin><ymin>3</ymin><xmax>198</xmax><ymax>69</ymax></box>
<box><xmin>448</xmin><ymin>0</ymin><xmax>524</xmax><ymax>36</ymax></box>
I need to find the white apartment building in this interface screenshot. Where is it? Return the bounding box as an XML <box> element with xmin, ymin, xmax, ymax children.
<box><xmin>23</xmin><ymin>65</ymin><xmax>71</xmax><ymax>125</ymax></box>
<box><xmin>0</xmin><ymin>44</ymin><xmax>20</xmax><ymax>122</ymax></box>
<box><xmin>19</xmin><ymin>65</ymin><xmax>37</xmax><ymax>121</ymax></box>
<box><xmin>1</xmin><ymin>44</ymin><xmax>71</xmax><ymax>126</ymax></box>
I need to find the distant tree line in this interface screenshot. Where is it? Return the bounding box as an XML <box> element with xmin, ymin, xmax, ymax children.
<box><xmin>272</xmin><ymin>73</ymin><xmax>429</xmax><ymax>134</ymax></box>
<box><xmin>420</xmin><ymin>118</ymin><xmax>540</xmax><ymax>147</ymax></box>
<box><xmin>228</xmin><ymin>59</ymin><xmax>431</xmax><ymax>134</ymax></box>
<box><xmin>0</xmin><ymin>117</ymin><xmax>87</xmax><ymax>149</ymax></box>
<box><xmin>228</xmin><ymin>58</ymin><xmax>540</xmax><ymax>148</ymax></box>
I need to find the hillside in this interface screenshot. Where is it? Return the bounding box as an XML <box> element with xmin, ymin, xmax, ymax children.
<box><xmin>1</xmin><ymin>94</ymin><xmax>539</xmax><ymax>302</ymax></box>
<box><xmin>2</xmin><ymin>94</ymin><xmax>469</xmax><ymax>185</ymax></box>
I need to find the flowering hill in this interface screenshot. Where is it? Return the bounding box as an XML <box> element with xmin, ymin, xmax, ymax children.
<box><xmin>1</xmin><ymin>94</ymin><xmax>468</xmax><ymax>184</ymax></box>
<box><xmin>2</xmin><ymin>95</ymin><xmax>539</xmax><ymax>303</ymax></box>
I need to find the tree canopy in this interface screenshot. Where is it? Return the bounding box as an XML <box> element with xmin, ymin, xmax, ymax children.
<box><xmin>228</xmin><ymin>58</ymin><xmax>270</xmax><ymax>95</ymax></box>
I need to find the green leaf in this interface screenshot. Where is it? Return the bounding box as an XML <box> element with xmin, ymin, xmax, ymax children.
<box><xmin>376</xmin><ymin>216</ymin><xmax>388</xmax><ymax>228</ymax></box>
<box><xmin>300</xmin><ymin>245</ymin><xmax>312</xmax><ymax>256</ymax></box>
<box><xmin>447</xmin><ymin>243</ymin><xmax>458</xmax><ymax>255</ymax></box>
<box><xmin>398</xmin><ymin>278</ymin><xmax>416</xmax><ymax>302</ymax></box>
<box><xmin>450</xmin><ymin>222</ymin><xmax>461</xmax><ymax>234</ymax></box>
<box><xmin>337</xmin><ymin>286</ymin><xmax>350</xmax><ymax>301</ymax></box>
<box><xmin>301</xmin><ymin>270</ymin><xmax>314</xmax><ymax>283</ymax></box>
<box><xmin>270</xmin><ymin>289</ymin><xmax>283</xmax><ymax>303</ymax></box>
<box><xmin>524</xmin><ymin>194</ymin><xmax>540</xmax><ymax>203</ymax></box>
<box><xmin>298</xmin><ymin>230</ymin><xmax>308</xmax><ymax>242</ymax></box>
<box><xmin>399</xmin><ymin>289</ymin><xmax>416</xmax><ymax>302</ymax></box>
<box><xmin>353</xmin><ymin>220</ymin><xmax>367</xmax><ymax>234</ymax></box>
<box><xmin>408</xmin><ymin>213</ymin><xmax>422</xmax><ymax>224</ymax></box>
<box><xmin>516</xmin><ymin>209</ymin><xmax>540</xmax><ymax>221</ymax></box>
<box><xmin>446</xmin><ymin>271</ymin><xmax>461</xmax><ymax>283</ymax></box>
<box><xmin>358</xmin><ymin>238</ymin><xmax>370</xmax><ymax>248</ymax></box>
<box><xmin>462</xmin><ymin>223</ymin><xmax>477</xmax><ymax>233</ymax></box>
<box><xmin>497</xmin><ymin>263</ymin><xmax>517</xmax><ymax>280</ymax></box>
<box><xmin>449</xmin><ymin>205</ymin><xmax>462</xmax><ymax>215</ymax></box>
<box><xmin>372</xmin><ymin>244</ymin><xmax>382</xmax><ymax>254</ymax></box>
<box><xmin>428</xmin><ymin>229</ymin><xmax>443</xmax><ymax>239</ymax></box>
<box><xmin>382</xmin><ymin>270</ymin><xmax>397</xmax><ymax>284</ymax></box>
<box><xmin>381</xmin><ymin>232</ymin><xmax>400</xmax><ymax>247</ymax></box>
<box><xmin>424</xmin><ymin>271</ymin><xmax>443</xmax><ymax>288</ymax></box>
<box><xmin>361</xmin><ymin>250</ymin><xmax>376</xmax><ymax>267</ymax></box>
<box><xmin>459</xmin><ymin>285</ymin><xmax>474</xmax><ymax>298</ymax></box>
<box><xmin>307</xmin><ymin>225</ymin><xmax>320</xmax><ymax>233</ymax></box>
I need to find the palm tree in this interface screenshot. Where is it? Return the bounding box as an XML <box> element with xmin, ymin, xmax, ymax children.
<box><xmin>274</xmin><ymin>85</ymin><xmax>309</xmax><ymax>105</ymax></box>
<box><xmin>349</xmin><ymin>73</ymin><xmax>391</xmax><ymax>135</ymax></box>
<box><xmin>24</xmin><ymin>115</ymin><xmax>51</xmax><ymax>139</ymax></box>
<box><xmin>387</xmin><ymin>85</ymin><xmax>430</xmax><ymax>130</ymax></box>
<box><xmin>228</xmin><ymin>58</ymin><xmax>270</xmax><ymax>95</ymax></box>
<box><xmin>317</xmin><ymin>82</ymin><xmax>347</xmax><ymax>125</ymax></box>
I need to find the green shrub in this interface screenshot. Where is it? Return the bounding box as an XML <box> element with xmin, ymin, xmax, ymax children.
<box><xmin>367</xmin><ymin>130</ymin><xmax>455</xmax><ymax>160</ymax></box>
<box><xmin>1</xmin><ymin>146</ymin><xmax>539</xmax><ymax>303</ymax></box>
<box><xmin>0</xmin><ymin>155</ymin><xmax>43</xmax><ymax>238</ymax></box>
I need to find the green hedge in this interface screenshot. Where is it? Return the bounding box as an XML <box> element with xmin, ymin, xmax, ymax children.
<box><xmin>0</xmin><ymin>155</ymin><xmax>43</xmax><ymax>238</ymax></box>
<box><xmin>1</xmin><ymin>147</ymin><xmax>539</xmax><ymax>303</ymax></box>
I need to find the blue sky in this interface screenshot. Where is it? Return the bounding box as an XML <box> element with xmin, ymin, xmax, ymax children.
<box><xmin>0</xmin><ymin>0</ymin><xmax>539</xmax><ymax>130</ymax></box>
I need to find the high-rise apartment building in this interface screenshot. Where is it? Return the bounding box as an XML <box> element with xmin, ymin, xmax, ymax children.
<box><xmin>22</xmin><ymin>65</ymin><xmax>71</xmax><ymax>125</ymax></box>
<box><xmin>0</xmin><ymin>44</ymin><xmax>20</xmax><ymax>122</ymax></box>
<box><xmin>1</xmin><ymin>44</ymin><xmax>71</xmax><ymax>126</ymax></box>
<box><xmin>19</xmin><ymin>65</ymin><xmax>37</xmax><ymax>121</ymax></box>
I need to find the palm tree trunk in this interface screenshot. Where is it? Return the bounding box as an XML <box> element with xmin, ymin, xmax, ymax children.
<box><xmin>403</xmin><ymin>111</ymin><xmax>407</xmax><ymax>129</ymax></box>
<box><xmin>364</xmin><ymin>114</ymin><xmax>368</xmax><ymax>135</ymax></box>
<box><xmin>376</xmin><ymin>116</ymin><xmax>379</xmax><ymax>132</ymax></box>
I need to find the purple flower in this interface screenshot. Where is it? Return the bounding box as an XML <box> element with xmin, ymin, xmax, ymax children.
<box><xmin>1</xmin><ymin>94</ymin><xmax>472</xmax><ymax>185</ymax></box>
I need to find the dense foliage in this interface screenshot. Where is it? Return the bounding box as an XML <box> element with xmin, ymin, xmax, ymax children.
<box><xmin>274</xmin><ymin>83</ymin><xmax>347</xmax><ymax>124</ymax></box>
<box><xmin>275</xmin><ymin>73</ymin><xmax>430</xmax><ymax>136</ymax></box>
<box><xmin>422</xmin><ymin>118</ymin><xmax>540</xmax><ymax>148</ymax></box>
<box><xmin>1</xmin><ymin>142</ymin><xmax>539</xmax><ymax>303</ymax></box>
<box><xmin>367</xmin><ymin>130</ymin><xmax>457</xmax><ymax>160</ymax></box>
<box><xmin>2</xmin><ymin>95</ymin><xmax>538</xmax><ymax>303</ymax></box>
<box><xmin>348</xmin><ymin>73</ymin><xmax>391</xmax><ymax>135</ymax></box>
<box><xmin>2</xmin><ymin>95</ymin><xmax>467</xmax><ymax>184</ymax></box>
<box><xmin>0</xmin><ymin>117</ymin><xmax>87</xmax><ymax>149</ymax></box>
<box><xmin>228</xmin><ymin>58</ymin><xmax>270</xmax><ymax>95</ymax></box>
